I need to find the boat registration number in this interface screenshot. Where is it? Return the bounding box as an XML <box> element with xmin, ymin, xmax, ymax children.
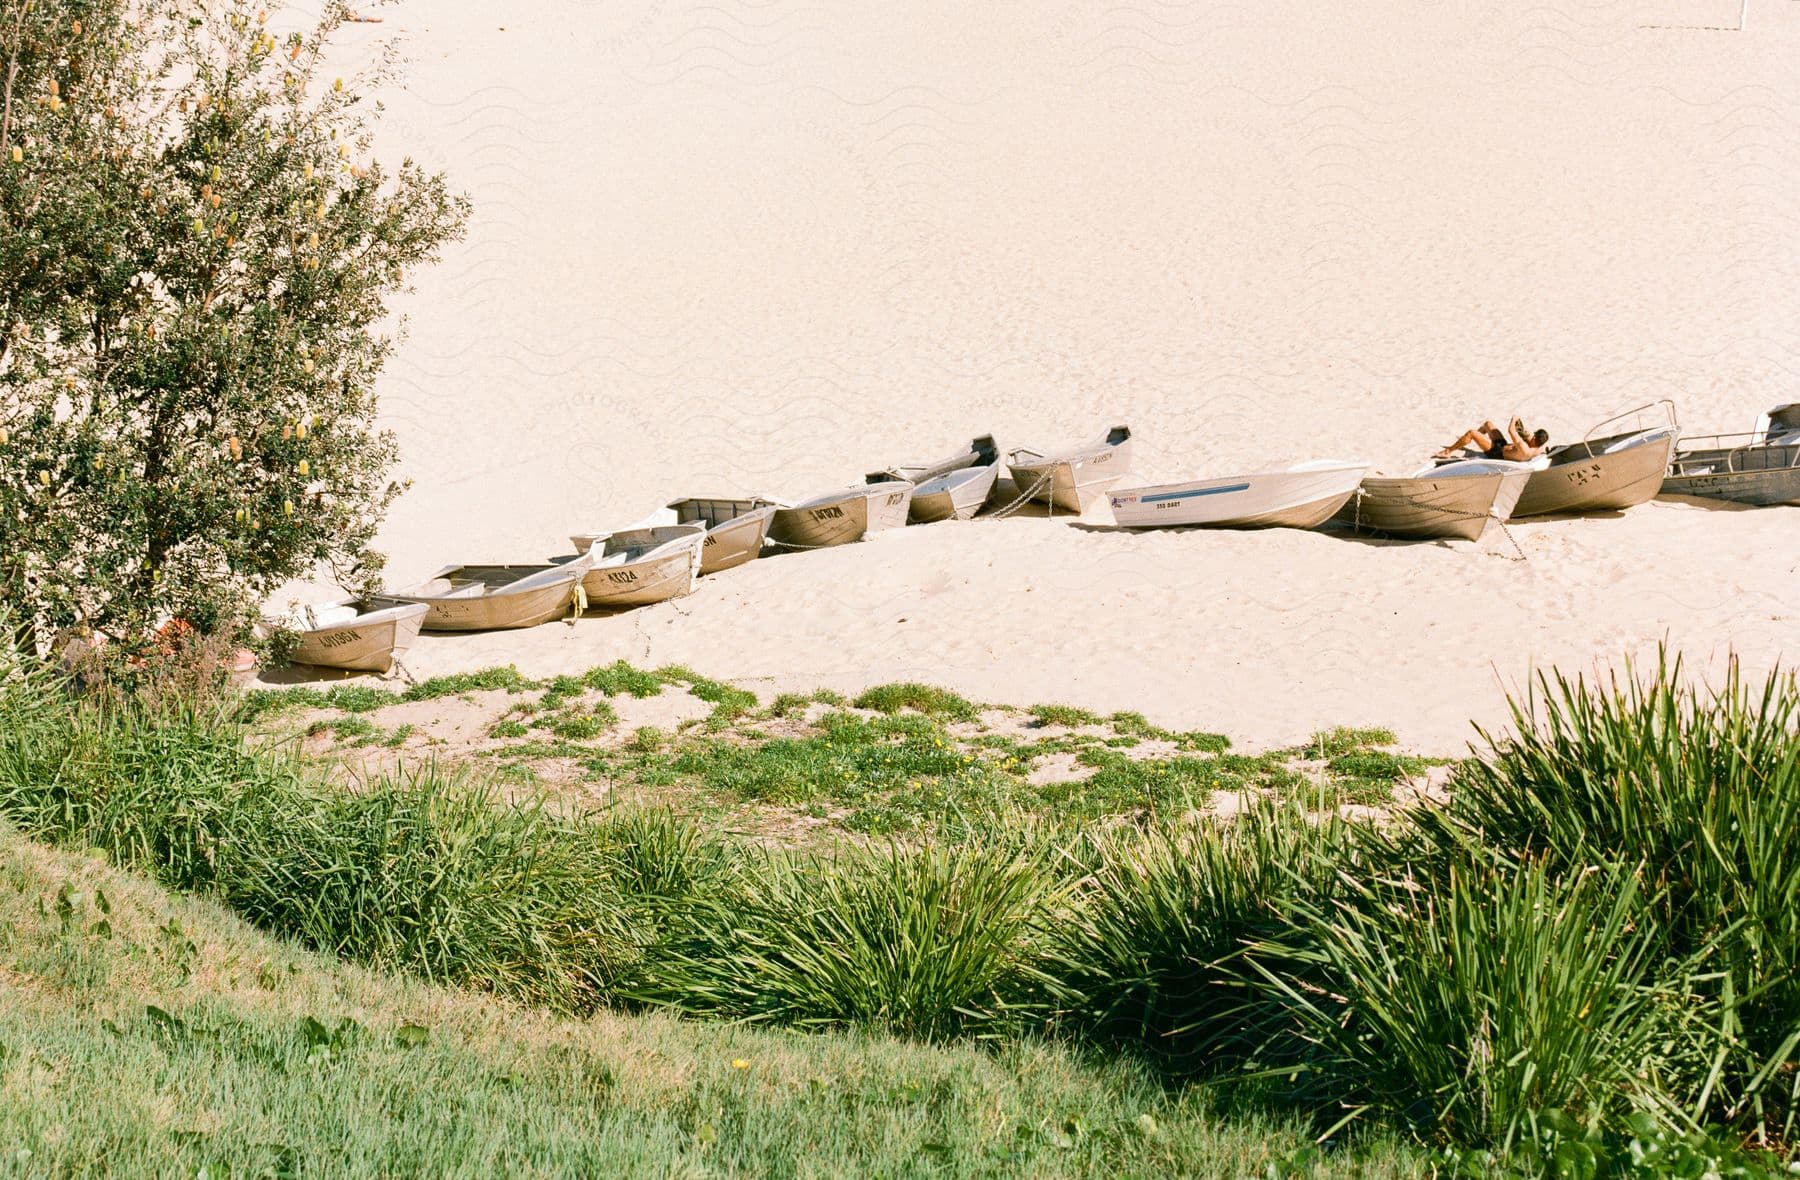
<box><xmin>811</xmin><ymin>506</ymin><xmax>845</xmax><ymax>521</ymax></box>
<box><xmin>316</xmin><ymin>629</ymin><xmax>362</xmax><ymax>649</ymax></box>
<box><xmin>1562</xmin><ymin>463</ymin><xmax>1603</xmax><ymax>486</ymax></box>
<box><xmin>605</xmin><ymin>570</ymin><xmax>639</xmax><ymax>584</ymax></box>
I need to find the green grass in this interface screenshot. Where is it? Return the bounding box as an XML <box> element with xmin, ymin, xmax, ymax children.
<box><xmin>634</xmin><ymin>840</ymin><xmax>1057</xmax><ymax>1039</ymax></box>
<box><xmin>666</xmin><ymin>710</ymin><xmax>1016</xmax><ymax>835</ymax></box>
<box><xmin>1301</xmin><ymin>726</ymin><xmax>1400</xmax><ymax>759</ymax></box>
<box><xmin>6</xmin><ymin>645</ymin><xmax>1797</xmax><ymax>1173</ymax></box>
<box><xmin>1421</xmin><ymin>654</ymin><xmax>1800</xmax><ymax>1143</ymax></box>
<box><xmin>0</xmin><ymin>825</ymin><xmax>1435</xmax><ymax>1179</ymax></box>
<box><xmin>404</xmin><ymin>666</ymin><xmax>537</xmax><ymax>701</ymax></box>
<box><xmin>240</xmin><ymin>665</ymin><xmax>540</xmax><ymax>724</ymax></box>
<box><xmin>582</xmin><ymin>660</ymin><xmax>667</xmax><ymax>698</ymax></box>
<box><xmin>1029</xmin><ymin>703</ymin><xmax>1106</xmax><ymax>728</ymax></box>
<box><xmin>659</xmin><ymin>666</ymin><xmax>759</xmax><ymax>726</ymax></box>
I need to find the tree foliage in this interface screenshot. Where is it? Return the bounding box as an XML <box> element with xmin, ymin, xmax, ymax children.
<box><xmin>0</xmin><ymin>0</ymin><xmax>467</xmax><ymax>652</ymax></box>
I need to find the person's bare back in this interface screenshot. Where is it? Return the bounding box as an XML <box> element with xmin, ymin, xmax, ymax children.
<box><xmin>1435</xmin><ymin>416</ymin><xmax>1548</xmax><ymax>461</ymax></box>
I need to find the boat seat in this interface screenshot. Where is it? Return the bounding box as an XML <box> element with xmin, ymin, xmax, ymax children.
<box><xmin>308</xmin><ymin>604</ymin><xmax>360</xmax><ymax>629</ymax></box>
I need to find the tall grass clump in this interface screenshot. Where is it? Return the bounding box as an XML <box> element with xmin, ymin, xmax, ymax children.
<box><xmin>1426</xmin><ymin>655</ymin><xmax>1800</xmax><ymax>1138</ymax></box>
<box><xmin>1039</xmin><ymin>802</ymin><xmax>1349</xmax><ymax>1077</ymax></box>
<box><xmin>213</xmin><ymin>769</ymin><xmax>641</xmax><ymax>1010</ymax></box>
<box><xmin>591</xmin><ymin>806</ymin><xmax>741</xmax><ymax>901</ymax></box>
<box><xmin>1259</xmin><ymin>851</ymin><xmax>1692</xmax><ymax>1150</ymax></box>
<box><xmin>634</xmin><ymin>841</ymin><xmax>1056</xmax><ymax>1039</ymax></box>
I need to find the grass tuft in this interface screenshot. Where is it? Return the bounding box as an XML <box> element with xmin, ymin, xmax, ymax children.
<box><xmin>852</xmin><ymin>683</ymin><xmax>980</xmax><ymax>722</ymax></box>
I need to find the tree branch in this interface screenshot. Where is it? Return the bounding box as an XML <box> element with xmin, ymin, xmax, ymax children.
<box><xmin>0</xmin><ymin>1</ymin><xmax>26</xmax><ymax>153</ymax></box>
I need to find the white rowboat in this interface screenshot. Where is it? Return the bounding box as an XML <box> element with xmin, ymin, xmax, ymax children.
<box><xmin>1108</xmin><ymin>460</ymin><xmax>1367</xmax><ymax>530</ymax></box>
<box><xmin>576</xmin><ymin>496</ymin><xmax>779</xmax><ymax>576</ymax></box>
<box><xmin>380</xmin><ymin>564</ymin><xmax>586</xmax><ymax>631</ymax></box>
<box><xmin>911</xmin><ymin>464</ymin><xmax>999</xmax><ymax>522</ymax></box>
<box><xmin>266</xmin><ymin>600</ymin><xmax>427</xmax><ymax>673</ymax></box>
<box><xmin>1335</xmin><ymin>456</ymin><xmax>1544</xmax><ymax>541</ymax></box>
<box><xmin>1006</xmin><ymin>425</ymin><xmax>1133</xmax><ymax>515</ymax></box>
<box><xmin>768</xmin><ymin>480</ymin><xmax>914</xmax><ymax>548</ymax></box>
<box><xmin>867</xmin><ymin>434</ymin><xmax>998</xmax><ymax>486</ymax></box>
<box><xmin>577</xmin><ymin>525</ymin><xmax>705</xmax><ymax>608</ymax></box>
<box><xmin>869</xmin><ymin>435</ymin><xmax>1001</xmax><ymax>523</ymax></box>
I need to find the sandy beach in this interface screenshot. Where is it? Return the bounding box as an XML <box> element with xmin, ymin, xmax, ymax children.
<box><xmin>272</xmin><ymin>0</ymin><xmax>1800</xmax><ymax>752</ymax></box>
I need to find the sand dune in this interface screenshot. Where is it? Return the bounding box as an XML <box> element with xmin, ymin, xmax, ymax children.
<box><xmin>269</xmin><ymin>0</ymin><xmax>1800</xmax><ymax>752</ymax></box>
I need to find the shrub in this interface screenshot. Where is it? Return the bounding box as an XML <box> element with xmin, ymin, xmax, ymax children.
<box><xmin>0</xmin><ymin>0</ymin><xmax>466</xmax><ymax>649</ymax></box>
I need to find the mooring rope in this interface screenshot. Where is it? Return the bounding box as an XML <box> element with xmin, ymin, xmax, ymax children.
<box><xmin>984</xmin><ymin>472</ymin><xmax>1057</xmax><ymax>520</ymax></box>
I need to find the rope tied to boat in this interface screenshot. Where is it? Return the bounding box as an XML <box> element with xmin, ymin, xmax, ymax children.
<box><xmin>764</xmin><ymin>536</ymin><xmax>868</xmax><ymax>550</ymax></box>
<box><xmin>984</xmin><ymin>473</ymin><xmax>1057</xmax><ymax>520</ymax></box>
<box><xmin>566</xmin><ymin>581</ymin><xmax>588</xmax><ymax>623</ymax></box>
<box><xmin>1346</xmin><ymin>488</ymin><xmax>1529</xmax><ymax>562</ymax></box>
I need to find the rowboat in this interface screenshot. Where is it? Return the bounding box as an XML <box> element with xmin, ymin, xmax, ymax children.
<box><xmin>265</xmin><ymin>600</ymin><xmax>427</xmax><ymax>673</ymax></box>
<box><xmin>867</xmin><ymin>434</ymin><xmax>998</xmax><ymax>486</ymax></box>
<box><xmin>1006</xmin><ymin>425</ymin><xmax>1133</xmax><ymax>515</ymax></box>
<box><xmin>1510</xmin><ymin>402</ymin><xmax>1679</xmax><ymax>518</ymax></box>
<box><xmin>575</xmin><ymin>525</ymin><xmax>705</xmax><ymax>608</ymax></box>
<box><xmin>576</xmin><ymin>496</ymin><xmax>778</xmax><ymax>576</ymax></box>
<box><xmin>910</xmin><ymin>463</ymin><xmax>1000</xmax><ymax>522</ymax></box>
<box><xmin>1661</xmin><ymin>404</ymin><xmax>1800</xmax><ymax>507</ymax></box>
<box><xmin>1108</xmin><ymin>460</ymin><xmax>1367</xmax><ymax>530</ymax></box>
<box><xmin>888</xmin><ymin>436</ymin><xmax>1001</xmax><ymax>523</ymax></box>
<box><xmin>768</xmin><ymin>480</ymin><xmax>915</xmax><ymax>548</ymax></box>
<box><xmin>1334</xmin><ymin>457</ymin><xmax>1543</xmax><ymax>541</ymax></box>
<box><xmin>379</xmin><ymin>563</ymin><xmax>587</xmax><ymax>631</ymax></box>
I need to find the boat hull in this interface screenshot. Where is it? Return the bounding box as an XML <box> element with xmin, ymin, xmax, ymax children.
<box><xmin>1512</xmin><ymin>428</ymin><xmax>1677</xmax><ymax>517</ymax></box>
<box><xmin>580</xmin><ymin>527</ymin><xmax>704</xmax><ymax>607</ymax></box>
<box><xmin>1109</xmin><ymin>464</ymin><xmax>1365</xmax><ymax>530</ymax></box>
<box><xmin>769</xmin><ymin>482</ymin><xmax>913</xmax><ymax>547</ymax></box>
<box><xmin>910</xmin><ymin>465</ymin><xmax>998</xmax><ymax>522</ymax></box>
<box><xmin>285</xmin><ymin>602</ymin><xmax>427</xmax><ymax>673</ymax></box>
<box><xmin>383</xmin><ymin>565</ymin><xmax>584</xmax><ymax>631</ymax></box>
<box><xmin>1334</xmin><ymin>474</ymin><xmax>1506</xmax><ymax>541</ymax></box>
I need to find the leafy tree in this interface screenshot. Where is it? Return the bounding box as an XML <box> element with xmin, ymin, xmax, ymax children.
<box><xmin>0</xmin><ymin>0</ymin><xmax>467</xmax><ymax>655</ymax></box>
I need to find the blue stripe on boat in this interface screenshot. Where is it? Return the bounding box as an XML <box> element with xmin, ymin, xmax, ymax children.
<box><xmin>1141</xmin><ymin>482</ymin><xmax>1251</xmax><ymax>504</ymax></box>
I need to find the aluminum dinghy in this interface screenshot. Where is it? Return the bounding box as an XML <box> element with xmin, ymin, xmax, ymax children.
<box><xmin>576</xmin><ymin>525</ymin><xmax>705</xmax><ymax>608</ymax></box>
<box><xmin>1006</xmin><ymin>425</ymin><xmax>1132</xmax><ymax>515</ymax></box>
<box><xmin>379</xmin><ymin>563</ymin><xmax>587</xmax><ymax>631</ymax></box>
<box><xmin>1661</xmin><ymin>404</ymin><xmax>1800</xmax><ymax>507</ymax></box>
<box><xmin>577</xmin><ymin>496</ymin><xmax>779</xmax><ymax>576</ymax></box>
<box><xmin>768</xmin><ymin>481</ymin><xmax>915</xmax><ymax>548</ymax></box>
<box><xmin>1511</xmin><ymin>402</ymin><xmax>1678</xmax><ymax>518</ymax></box>
<box><xmin>265</xmin><ymin>600</ymin><xmax>428</xmax><ymax>673</ymax></box>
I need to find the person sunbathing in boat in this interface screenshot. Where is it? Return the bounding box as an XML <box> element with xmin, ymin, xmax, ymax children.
<box><xmin>1434</xmin><ymin>417</ymin><xmax>1549</xmax><ymax>462</ymax></box>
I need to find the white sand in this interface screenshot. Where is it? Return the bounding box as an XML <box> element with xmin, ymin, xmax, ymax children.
<box><xmin>271</xmin><ymin>0</ymin><xmax>1800</xmax><ymax>752</ymax></box>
